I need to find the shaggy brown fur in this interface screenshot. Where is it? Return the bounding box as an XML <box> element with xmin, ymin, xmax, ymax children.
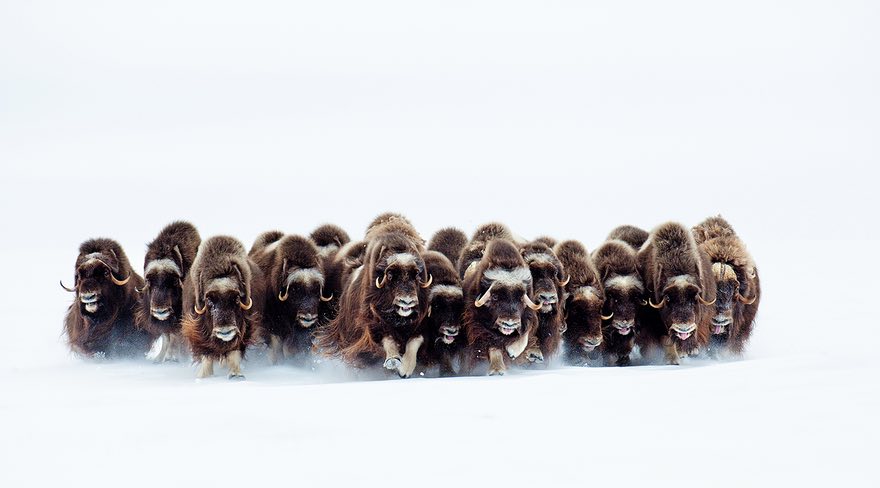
<box><xmin>636</xmin><ymin>222</ymin><xmax>716</xmax><ymax>365</ymax></box>
<box><xmin>533</xmin><ymin>236</ymin><xmax>557</xmax><ymax>249</ymax></box>
<box><xmin>250</xmin><ymin>232</ymin><xmax>330</xmax><ymax>363</ymax></box>
<box><xmin>607</xmin><ymin>225</ymin><xmax>649</xmax><ymax>250</ymax></box>
<box><xmin>692</xmin><ymin>216</ymin><xmax>761</xmax><ymax>356</ymax></box>
<box><xmin>136</xmin><ymin>221</ymin><xmax>201</xmax><ymax>362</ymax></box>
<box><xmin>62</xmin><ymin>238</ymin><xmax>151</xmax><ymax>359</ymax></box>
<box><xmin>419</xmin><ymin>250</ymin><xmax>465</xmax><ymax>376</ymax></box>
<box><xmin>428</xmin><ymin>227</ymin><xmax>468</xmax><ymax>267</ymax></box>
<box><xmin>458</xmin><ymin>222</ymin><xmax>513</xmax><ymax>279</ymax></box>
<box><xmin>462</xmin><ymin>239</ymin><xmax>539</xmax><ymax>376</ymax></box>
<box><xmin>316</xmin><ymin>215</ymin><xmax>430</xmax><ymax>378</ymax></box>
<box><xmin>310</xmin><ymin>224</ymin><xmax>351</xmax><ymax>256</ymax></box>
<box><xmin>554</xmin><ymin>240</ymin><xmax>606</xmax><ymax>366</ymax></box>
<box><xmin>181</xmin><ymin>236</ymin><xmax>267</xmax><ymax>379</ymax></box>
<box><xmin>592</xmin><ymin>239</ymin><xmax>644</xmax><ymax>366</ymax></box>
<box><xmin>309</xmin><ymin>224</ymin><xmax>350</xmax><ymax>324</ymax></box>
<box><xmin>520</xmin><ymin>241</ymin><xmax>566</xmax><ymax>364</ymax></box>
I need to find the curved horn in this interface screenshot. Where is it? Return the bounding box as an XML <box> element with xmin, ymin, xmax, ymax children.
<box><xmin>239</xmin><ymin>296</ymin><xmax>253</xmax><ymax>311</ymax></box>
<box><xmin>648</xmin><ymin>296</ymin><xmax>667</xmax><ymax>309</ymax></box>
<box><xmin>523</xmin><ymin>293</ymin><xmax>543</xmax><ymax>311</ymax></box>
<box><xmin>375</xmin><ymin>274</ymin><xmax>387</xmax><ymax>289</ymax></box>
<box><xmin>320</xmin><ymin>289</ymin><xmax>334</xmax><ymax>302</ymax></box>
<box><xmin>194</xmin><ymin>302</ymin><xmax>207</xmax><ymax>315</ymax></box>
<box><xmin>697</xmin><ymin>294</ymin><xmax>716</xmax><ymax>306</ymax></box>
<box><xmin>135</xmin><ymin>282</ymin><xmax>148</xmax><ymax>294</ymax></box>
<box><xmin>420</xmin><ymin>273</ymin><xmax>433</xmax><ymax>289</ymax></box>
<box><xmin>110</xmin><ymin>273</ymin><xmax>131</xmax><ymax>286</ymax></box>
<box><xmin>640</xmin><ymin>298</ymin><xmax>648</xmax><ymax>306</ymax></box>
<box><xmin>601</xmin><ymin>311</ymin><xmax>614</xmax><ymax>321</ymax></box>
<box><xmin>736</xmin><ymin>293</ymin><xmax>757</xmax><ymax>305</ymax></box>
<box><xmin>278</xmin><ymin>286</ymin><xmax>289</xmax><ymax>302</ymax></box>
<box><xmin>60</xmin><ymin>280</ymin><xmax>76</xmax><ymax>293</ymax></box>
<box><xmin>560</xmin><ymin>275</ymin><xmax>570</xmax><ymax>287</ymax></box>
<box><xmin>474</xmin><ymin>282</ymin><xmax>494</xmax><ymax>307</ymax></box>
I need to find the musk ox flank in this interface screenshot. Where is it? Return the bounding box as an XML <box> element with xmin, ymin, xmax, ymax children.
<box><xmin>637</xmin><ymin>222</ymin><xmax>717</xmax><ymax>365</ymax></box>
<box><xmin>607</xmin><ymin>225</ymin><xmax>649</xmax><ymax>250</ymax></box>
<box><xmin>592</xmin><ymin>239</ymin><xmax>644</xmax><ymax>366</ymax></box>
<box><xmin>136</xmin><ymin>221</ymin><xmax>201</xmax><ymax>363</ymax></box>
<box><xmin>250</xmin><ymin>231</ymin><xmax>333</xmax><ymax>364</ymax></box>
<box><xmin>520</xmin><ymin>241</ymin><xmax>567</xmax><ymax>364</ymax></box>
<box><xmin>182</xmin><ymin>236</ymin><xmax>266</xmax><ymax>380</ymax></box>
<box><xmin>462</xmin><ymin>238</ymin><xmax>541</xmax><ymax>376</ymax></box>
<box><xmin>419</xmin><ymin>250</ymin><xmax>465</xmax><ymax>376</ymax></box>
<box><xmin>692</xmin><ymin>216</ymin><xmax>761</xmax><ymax>356</ymax></box>
<box><xmin>316</xmin><ymin>214</ymin><xmax>431</xmax><ymax>378</ymax></box>
<box><xmin>428</xmin><ymin>227</ymin><xmax>468</xmax><ymax>269</ymax></box>
<box><xmin>554</xmin><ymin>240</ymin><xmax>608</xmax><ymax>365</ymax></box>
<box><xmin>62</xmin><ymin>238</ymin><xmax>151</xmax><ymax>359</ymax></box>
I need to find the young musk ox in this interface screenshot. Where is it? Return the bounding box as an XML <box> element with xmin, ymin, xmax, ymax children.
<box><xmin>250</xmin><ymin>232</ymin><xmax>333</xmax><ymax>364</ymax></box>
<box><xmin>692</xmin><ymin>216</ymin><xmax>761</xmax><ymax>356</ymax></box>
<box><xmin>427</xmin><ymin>227</ymin><xmax>468</xmax><ymax>268</ymax></box>
<box><xmin>636</xmin><ymin>222</ymin><xmax>717</xmax><ymax>365</ymax></box>
<box><xmin>61</xmin><ymin>238</ymin><xmax>151</xmax><ymax>359</ymax></box>
<box><xmin>309</xmin><ymin>224</ymin><xmax>351</xmax><ymax>321</ymax></box>
<box><xmin>519</xmin><ymin>241</ymin><xmax>567</xmax><ymax>364</ymax></box>
<box><xmin>607</xmin><ymin>225</ymin><xmax>649</xmax><ymax>250</ymax></box>
<box><xmin>462</xmin><ymin>238</ymin><xmax>542</xmax><ymax>375</ymax></box>
<box><xmin>592</xmin><ymin>239</ymin><xmax>645</xmax><ymax>366</ymax></box>
<box><xmin>554</xmin><ymin>240</ymin><xmax>608</xmax><ymax>366</ymax></box>
<box><xmin>419</xmin><ymin>250</ymin><xmax>465</xmax><ymax>376</ymax></box>
<box><xmin>136</xmin><ymin>221</ymin><xmax>201</xmax><ymax>363</ymax></box>
<box><xmin>182</xmin><ymin>236</ymin><xmax>267</xmax><ymax>379</ymax></box>
<box><xmin>316</xmin><ymin>215</ymin><xmax>432</xmax><ymax>378</ymax></box>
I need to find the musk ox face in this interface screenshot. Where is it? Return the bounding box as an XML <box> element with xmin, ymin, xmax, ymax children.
<box><xmin>602</xmin><ymin>274</ymin><xmax>644</xmax><ymax>336</ymax></box>
<box><xmin>141</xmin><ymin>259</ymin><xmax>183</xmax><ymax>324</ymax></box>
<box><xmin>565</xmin><ymin>286</ymin><xmax>604</xmax><ymax>351</ymax></box>
<box><xmin>196</xmin><ymin>276</ymin><xmax>252</xmax><ymax>343</ymax></box>
<box><xmin>650</xmin><ymin>275</ymin><xmax>711</xmax><ymax>342</ymax></box>
<box><xmin>473</xmin><ymin>266</ymin><xmax>540</xmax><ymax>336</ymax></box>
<box><xmin>524</xmin><ymin>255</ymin><xmax>565</xmax><ymax>314</ymax></box>
<box><xmin>709</xmin><ymin>262</ymin><xmax>757</xmax><ymax>336</ymax></box>
<box><xmin>69</xmin><ymin>253</ymin><xmax>132</xmax><ymax>316</ymax></box>
<box><xmin>278</xmin><ymin>266</ymin><xmax>331</xmax><ymax>328</ymax></box>
<box><xmin>371</xmin><ymin>249</ymin><xmax>431</xmax><ymax>325</ymax></box>
<box><xmin>428</xmin><ymin>285</ymin><xmax>464</xmax><ymax>344</ymax></box>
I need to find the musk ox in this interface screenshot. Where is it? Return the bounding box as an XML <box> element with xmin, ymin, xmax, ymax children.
<box><xmin>533</xmin><ymin>236</ymin><xmax>558</xmax><ymax>249</ymax></box>
<box><xmin>136</xmin><ymin>221</ymin><xmax>201</xmax><ymax>363</ymax></box>
<box><xmin>419</xmin><ymin>250</ymin><xmax>465</xmax><ymax>376</ymax></box>
<box><xmin>519</xmin><ymin>241</ymin><xmax>567</xmax><ymax>364</ymax></box>
<box><xmin>61</xmin><ymin>238</ymin><xmax>151</xmax><ymax>359</ymax></box>
<box><xmin>458</xmin><ymin>222</ymin><xmax>514</xmax><ymax>280</ymax></box>
<box><xmin>636</xmin><ymin>222</ymin><xmax>717</xmax><ymax>365</ymax></box>
<box><xmin>427</xmin><ymin>227</ymin><xmax>468</xmax><ymax>268</ymax></box>
<box><xmin>462</xmin><ymin>238</ymin><xmax>541</xmax><ymax>375</ymax></box>
<box><xmin>554</xmin><ymin>240</ymin><xmax>608</xmax><ymax>365</ymax></box>
<box><xmin>692</xmin><ymin>216</ymin><xmax>761</xmax><ymax>356</ymax></box>
<box><xmin>316</xmin><ymin>214</ymin><xmax>431</xmax><ymax>378</ymax></box>
<box><xmin>250</xmin><ymin>232</ymin><xmax>333</xmax><ymax>364</ymax></box>
<box><xmin>607</xmin><ymin>225</ymin><xmax>649</xmax><ymax>250</ymax></box>
<box><xmin>309</xmin><ymin>223</ymin><xmax>351</xmax><ymax>319</ymax></box>
<box><xmin>592</xmin><ymin>239</ymin><xmax>645</xmax><ymax>366</ymax></box>
<box><xmin>182</xmin><ymin>236</ymin><xmax>266</xmax><ymax>379</ymax></box>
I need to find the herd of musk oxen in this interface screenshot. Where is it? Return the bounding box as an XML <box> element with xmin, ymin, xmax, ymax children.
<box><xmin>60</xmin><ymin>214</ymin><xmax>761</xmax><ymax>379</ymax></box>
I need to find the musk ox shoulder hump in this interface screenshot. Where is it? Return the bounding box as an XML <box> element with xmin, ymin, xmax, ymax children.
<box><xmin>692</xmin><ymin>215</ymin><xmax>737</xmax><ymax>244</ymax></box>
<box><xmin>593</xmin><ymin>240</ymin><xmax>639</xmax><ymax>277</ymax></box>
<box><xmin>365</xmin><ymin>213</ymin><xmax>424</xmax><ymax>246</ymax></box>
<box><xmin>428</xmin><ymin>227</ymin><xmax>468</xmax><ymax>265</ymax></box>
<box><xmin>482</xmin><ymin>239</ymin><xmax>527</xmax><ymax>270</ymax></box>
<box><xmin>310</xmin><ymin>224</ymin><xmax>351</xmax><ymax>249</ymax></box>
<box><xmin>554</xmin><ymin>239</ymin><xmax>599</xmax><ymax>286</ymax></box>
<box><xmin>250</xmin><ymin>230</ymin><xmax>285</xmax><ymax>256</ymax></box>
<box><xmin>471</xmin><ymin>222</ymin><xmax>513</xmax><ymax>243</ymax></box>
<box><xmin>533</xmin><ymin>236</ymin><xmax>557</xmax><ymax>249</ymax></box>
<box><xmin>700</xmin><ymin>235</ymin><xmax>754</xmax><ymax>272</ymax></box>
<box><xmin>422</xmin><ymin>250</ymin><xmax>460</xmax><ymax>287</ymax></box>
<box><xmin>276</xmin><ymin>234</ymin><xmax>321</xmax><ymax>269</ymax></box>
<box><xmin>607</xmin><ymin>225</ymin><xmax>649</xmax><ymax>250</ymax></box>
<box><xmin>649</xmin><ymin>222</ymin><xmax>698</xmax><ymax>256</ymax></box>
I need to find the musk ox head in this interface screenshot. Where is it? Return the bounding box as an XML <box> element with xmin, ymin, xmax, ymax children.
<box><xmin>521</xmin><ymin>242</ymin><xmax>567</xmax><ymax>314</ymax></box>
<box><xmin>470</xmin><ymin>239</ymin><xmax>542</xmax><ymax>336</ymax></box>
<box><xmin>593</xmin><ymin>240</ymin><xmax>645</xmax><ymax>337</ymax></box>
<box><xmin>564</xmin><ymin>285</ymin><xmax>605</xmax><ymax>352</ymax></box>
<box><xmin>61</xmin><ymin>239</ymin><xmax>136</xmax><ymax>317</ymax></box>
<box><xmin>140</xmin><ymin>253</ymin><xmax>184</xmax><ymax>324</ymax></box>
<box><xmin>366</xmin><ymin>235</ymin><xmax>432</xmax><ymax>326</ymax></box>
<box><xmin>422</xmin><ymin>251</ymin><xmax>464</xmax><ymax>345</ymax></box>
<box><xmin>648</xmin><ymin>274</ymin><xmax>715</xmax><ymax>341</ymax></box>
<box><xmin>272</xmin><ymin>235</ymin><xmax>332</xmax><ymax>329</ymax></box>
<box><xmin>709</xmin><ymin>261</ymin><xmax>758</xmax><ymax>335</ymax></box>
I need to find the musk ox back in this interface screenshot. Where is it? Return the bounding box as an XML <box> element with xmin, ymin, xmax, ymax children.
<box><xmin>62</xmin><ymin>238</ymin><xmax>151</xmax><ymax>359</ymax></box>
<box><xmin>316</xmin><ymin>215</ymin><xmax>431</xmax><ymax>378</ymax></box>
<box><xmin>692</xmin><ymin>217</ymin><xmax>761</xmax><ymax>356</ymax></box>
<box><xmin>637</xmin><ymin>222</ymin><xmax>716</xmax><ymax>364</ymax></box>
<box><xmin>419</xmin><ymin>250</ymin><xmax>465</xmax><ymax>376</ymax></box>
<box><xmin>137</xmin><ymin>221</ymin><xmax>201</xmax><ymax>363</ymax></box>
<box><xmin>250</xmin><ymin>232</ymin><xmax>332</xmax><ymax>364</ymax></box>
<box><xmin>182</xmin><ymin>236</ymin><xmax>266</xmax><ymax>379</ymax></box>
<box><xmin>607</xmin><ymin>225</ymin><xmax>649</xmax><ymax>250</ymax></box>
<box><xmin>520</xmin><ymin>241</ymin><xmax>567</xmax><ymax>364</ymax></box>
<box><xmin>554</xmin><ymin>240</ymin><xmax>607</xmax><ymax>365</ymax></box>
<box><xmin>463</xmin><ymin>238</ymin><xmax>541</xmax><ymax>376</ymax></box>
<box><xmin>428</xmin><ymin>227</ymin><xmax>468</xmax><ymax>268</ymax></box>
<box><xmin>592</xmin><ymin>239</ymin><xmax>644</xmax><ymax>366</ymax></box>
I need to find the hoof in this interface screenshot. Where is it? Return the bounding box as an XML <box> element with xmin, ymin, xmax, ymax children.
<box><xmin>384</xmin><ymin>357</ymin><xmax>402</xmax><ymax>370</ymax></box>
<box><xmin>527</xmin><ymin>350</ymin><xmax>544</xmax><ymax>363</ymax></box>
<box><xmin>488</xmin><ymin>368</ymin><xmax>505</xmax><ymax>376</ymax></box>
<box><xmin>665</xmin><ymin>357</ymin><xmax>680</xmax><ymax>366</ymax></box>
<box><xmin>228</xmin><ymin>373</ymin><xmax>246</xmax><ymax>381</ymax></box>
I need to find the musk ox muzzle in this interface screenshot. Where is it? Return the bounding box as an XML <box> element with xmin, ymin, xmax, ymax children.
<box><xmin>393</xmin><ymin>295</ymin><xmax>418</xmax><ymax>317</ymax></box>
<box><xmin>671</xmin><ymin>322</ymin><xmax>697</xmax><ymax>341</ymax></box>
<box><xmin>495</xmin><ymin>318</ymin><xmax>521</xmax><ymax>335</ymax></box>
<box><xmin>212</xmin><ymin>325</ymin><xmax>241</xmax><ymax>342</ymax></box>
<box><xmin>612</xmin><ymin>319</ymin><xmax>635</xmax><ymax>336</ymax></box>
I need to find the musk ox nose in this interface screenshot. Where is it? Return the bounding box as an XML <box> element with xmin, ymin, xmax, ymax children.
<box><xmin>212</xmin><ymin>325</ymin><xmax>239</xmax><ymax>342</ymax></box>
<box><xmin>539</xmin><ymin>292</ymin><xmax>558</xmax><ymax>304</ymax></box>
<box><xmin>151</xmin><ymin>307</ymin><xmax>173</xmax><ymax>321</ymax></box>
<box><xmin>712</xmin><ymin>315</ymin><xmax>732</xmax><ymax>335</ymax></box>
<box><xmin>671</xmin><ymin>323</ymin><xmax>697</xmax><ymax>341</ymax></box>
<box><xmin>613</xmin><ymin>320</ymin><xmax>634</xmax><ymax>335</ymax></box>
<box><xmin>496</xmin><ymin>319</ymin><xmax>520</xmax><ymax>335</ymax></box>
<box><xmin>297</xmin><ymin>313</ymin><xmax>318</xmax><ymax>328</ymax></box>
<box><xmin>394</xmin><ymin>296</ymin><xmax>418</xmax><ymax>317</ymax></box>
<box><xmin>80</xmin><ymin>292</ymin><xmax>99</xmax><ymax>304</ymax></box>
<box><xmin>439</xmin><ymin>325</ymin><xmax>459</xmax><ymax>344</ymax></box>
<box><xmin>581</xmin><ymin>336</ymin><xmax>602</xmax><ymax>350</ymax></box>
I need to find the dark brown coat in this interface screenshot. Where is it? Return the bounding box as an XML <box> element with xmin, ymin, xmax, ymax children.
<box><xmin>607</xmin><ymin>225</ymin><xmax>649</xmax><ymax>250</ymax></box>
<box><xmin>457</xmin><ymin>222</ymin><xmax>513</xmax><ymax>279</ymax></box>
<box><xmin>309</xmin><ymin>224</ymin><xmax>351</xmax><ymax>324</ymax></box>
<box><xmin>427</xmin><ymin>227</ymin><xmax>468</xmax><ymax>268</ymax></box>
<box><xmin>692</xmin><ymin>216</ymin><xmax>761</xmax><ymax>356</ymax></box>
<box><xmin>592</xmin><ymin>239</ymin><xmax>645</xmax><ymax>366</ymax></box>
<box><xmin>62</xmin><ymin>238</ymin><xmax>151</xmax><ymax>359</ymax></box>
<box><xmin>636</xmin><ymin>222</ymin><xmax>717</xmax><ymax>365</ymax></box>
<box><xmin>520</xmin><ymin>241</ymin><xmax>566</xmax><ymax>364</ymax></box>
<box><xmin>419</xmin><ymin>250</ymin><xmax>465</xmax><ymax>376</ymax></box>
<box><xmin>181</xmin><ymin>236</ymin><xmax>267</xmax><ymax>379</ymax></box>
<box><xmin>136</xmin><ymin>221</ymin><xmax>201</xmax><ymax>362</ymax></box>
<box><xmin>554</xmin><ymin>240</ymin><xmax>606</xmax><ymax>366</ymax></box>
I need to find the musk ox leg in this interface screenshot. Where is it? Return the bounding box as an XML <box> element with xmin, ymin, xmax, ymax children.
<box><xmin>165</xmin><ymin>333</ymin><xmax>181</xmax><ymax>362</ymax></box>
<box><xmin>227</xmin><ymin>350</ymin><xmax>245</xmax><ymax>380</ymax></box>
<box><xmin>196</xmin><ymin>356</ymin><xmax>214</xmax><ymax>378</ymax></box>
<box><xmin>397</xmin><ymin>335</ymin><xmax>425</xmax><ymax>378</ymax></box>
<box><xmin>153</xmin><ymin>333</ymin><xmax>170</xmax><ymax>364</ymax></box>
<box><xmin>488</xmin><ymin>348</ymin><xmax>506</xmax><ymax>376</ymax></box>
<box><xmin>268</xmin><ymin>335</ymin><xmax>283</xmax><ymax>365</ymax></box>
<box><xmin>661</xmin><ymin>336</ymin><xmax>680</xmax><ymax>366</ymax></box>
<box><xmin>506</xmin><ymin>332</ymin><xmax>530</xmax><ymax>359</ymax></box>
<box><xmin>381</xmin><ymin>336</ymin><xmax>402</xmax><ymax>371</ymax></box>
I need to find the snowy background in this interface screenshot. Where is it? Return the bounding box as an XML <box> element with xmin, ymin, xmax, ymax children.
<box><xmin>1</xmin><ymin>1</ymin><xmax>878</xmax><ymax>486</ymax></box>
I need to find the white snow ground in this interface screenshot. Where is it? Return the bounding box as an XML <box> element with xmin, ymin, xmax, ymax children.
<box><xmin>1</xmin><ymin>2</ymin><xmax>879</xmax><ymax>487</ymax></box>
